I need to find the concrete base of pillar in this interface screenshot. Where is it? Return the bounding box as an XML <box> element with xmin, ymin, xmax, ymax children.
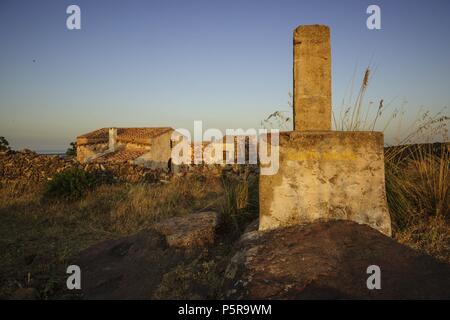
<box><xmin>259</xmin><ymin>131</ymin><xmax>392</xmax><ymax>236</ymax></box>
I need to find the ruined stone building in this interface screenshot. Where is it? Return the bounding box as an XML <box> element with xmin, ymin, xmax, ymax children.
<box><xmin>76</xmin><ymin>127</ymin><xmax>174</xmax><ymax>170</ymax></box>
<box><xmin>198</xmin><ymin>135</ymin><xmax>258</xmax><ymax>165</ymax></box>
<box><xmin>77</xmin><ymin>126</ymin><xmax>259</xmax><ymax>170</ymax></box>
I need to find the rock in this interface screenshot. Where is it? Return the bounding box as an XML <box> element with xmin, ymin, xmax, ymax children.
<box><xmin>224</xmin><ymin>220</ymin><xmax>450</xmax><ymax>299</ymax></box>
<box><xmin>73</xmin><ymin>230</ymin><xmax>186</xmax><ymax>299</ymax></box>
<box><xmin>153</xmin><ymin>212</ymin><xmax>220</xmax><ymax>249</ymax></box>
<box><xmin>70</xmin><ymin>212</ymin><xmax>220</xmax><ymax>299</ymax></box>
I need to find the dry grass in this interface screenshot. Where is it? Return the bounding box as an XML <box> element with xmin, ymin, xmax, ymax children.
<box><xmin>387</xmin><ymin>144</ymin><xmax>449</xmax><ymax>228</ymax></box>
<box><xmin>0</xmin><ymin>164</ymin><xmax>260</xmax><ymax>298</ymax></box>
<box><xmin>153</xmin><ymin>258</ymin><xmax>223</xmax><ymax>299</ymax></box>
<box><xmin>0</xmin><ymin>173</ymin><xmax>224</xmax><ymax>298</ymax></box>
<box><xmin>333</xmin><ymin>67</ymin><xmax>450</xmax><ymax>261</ymax></box>
<box><xmin>396</xmin><ymin>216</ymin><xmax>450</xmax><ymax>264</ymax></box>
<box><xmin>333</xmin><ymin>66</ymin><xmax>450</xmax><ymax>140</ymax></box>
<box><xmin>408</xmin><ymin>146</ymin><xmax>449</xmax><ymax>218</ymax></box>
<box><xmin>220</xmin><ymin>167</ymin><xmax>259</xmax><ymax>233</ymax></box>
<box><xmin>110</xmin><ymin>174</ymin><xmax>223</xmax><ymax>234</ymax></box>
<box><xmin>0</xmin><ymin>184</ymin><xmax>112</xmax><ymax>299</ymax></box>
<box><xmin>334</xmin><ymin>68</ymin><xmax>371</xmax><ymax>131</ymax></box>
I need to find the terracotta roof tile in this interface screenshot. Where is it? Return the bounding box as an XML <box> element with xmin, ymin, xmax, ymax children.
<box><xmin>77</xmin><ymin>127</ymin><xmax>173</xmax><ymax>145</ymax></box>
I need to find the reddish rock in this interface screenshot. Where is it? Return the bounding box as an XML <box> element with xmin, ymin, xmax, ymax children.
<box><xmin>71</xmin><ymin>212</ymin><xmax>220</xmax><ymax>299</ymax></box>
<box><xmin>224</xmin><ymin>220</ymin><xmax>450</xmax><ymax>299</ymax></box>
<box><xmin>73</xmin><ymin>230</ymin><xmax>185</xmax><ymax>299</ymax></box>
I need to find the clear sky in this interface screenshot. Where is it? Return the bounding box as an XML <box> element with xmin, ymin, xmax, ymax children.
<box><xmin>1</xmin><ymin>0</ymin><xmax>449</xmax><ymax>151</ymax></box>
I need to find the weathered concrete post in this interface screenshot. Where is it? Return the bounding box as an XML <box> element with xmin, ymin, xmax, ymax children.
<box><xmin>259</xmin><ymin>24</ymin><xmax>392</xmax><ymax>236</ymax></box>
<box><xmin>293</xmin><ymin>25</ymin><xmax>331</xmax><ymax>131</ymax></box>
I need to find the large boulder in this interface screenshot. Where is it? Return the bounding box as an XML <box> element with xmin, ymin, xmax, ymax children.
<box><xmin>153</xmin><ymin>211</ymin><xmax>220</xmax><ymax>249</ymax></box>
<box><xmin>73</xmin><ymin>230</ymin><xmax>183</xmax><ymax>299</ymax></box>
<box><xmin>69</xmin><ymin>212</ymin><xmax>220</xmax><ymax>299</ymax></box>
<box><xmin>224</xmin><ymin>220</ymin><xmax>450</xmax><ymax>299</ymax></box>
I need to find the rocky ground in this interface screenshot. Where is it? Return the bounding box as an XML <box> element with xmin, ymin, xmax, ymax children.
<box><xmin>56</xmin><ymin>213</ymin><xmax>450</xmax><ymax>300</ymax></box>
<box><xmin>225</xmin><ymin>220</ymin><xmax>450</xmax><ymax>299</ymax></box>
<box><xmin>60</xmin><ymin>212</ymin><xmax>231</xmax><ymax>299</ymax></box>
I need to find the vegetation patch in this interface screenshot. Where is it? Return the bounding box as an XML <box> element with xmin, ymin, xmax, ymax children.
<box><xmin>44</xmin><ymin>167</ymin><xmax>97</xmax><ymax>201</ymax></box>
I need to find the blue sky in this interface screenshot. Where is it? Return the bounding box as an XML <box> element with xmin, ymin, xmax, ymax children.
<box><xmin>0</xmin><ymin>0</ymin><xmax>449</xmax><ymax>151</ymax></box>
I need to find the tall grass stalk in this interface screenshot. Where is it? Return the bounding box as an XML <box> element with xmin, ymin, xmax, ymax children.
<box><xmin>333</xmin><ymin>67</ymin><xmax>449</xmax><ymax>231</ymax></box>
<box><xmin>220</xmin><ymin>167</ymin><xmax>257</xmax><ymax>232</ymax></box>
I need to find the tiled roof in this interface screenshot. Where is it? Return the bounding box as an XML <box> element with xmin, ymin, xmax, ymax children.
<box><xmin>77</xmin><ymin>127</ymin><xmax>173</xmax><ymax>146</ymax></box>
<box><xmin>78</xmin><ymin>128</ymin><xmax>109</xmax><ymax>140</ymax></box>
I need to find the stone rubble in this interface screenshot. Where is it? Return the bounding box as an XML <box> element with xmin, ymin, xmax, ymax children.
<box><xmin>0</xmin><ymin>150</ymin><xmax>171</xmax><ymax>186</ymax></box>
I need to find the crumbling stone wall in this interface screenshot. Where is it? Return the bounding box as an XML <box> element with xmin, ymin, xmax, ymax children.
<box><xmin>0</xmin><ymin>151</ymin><xmax>74</xmax><ymax>185</ymax></box>
<box><xmin>77</xmin><ymin>143</ymin><xmax>109</xmax><ymax>163</ymax></box>
<box><xmin>133</xmin><ymin>130</ymin><xmax>172</xmax><ymax>169</ymax></box>
<box><xmin>0</xmin><ymin>150</ymin><xmax>170</xmax><ymax>187</ymax></box>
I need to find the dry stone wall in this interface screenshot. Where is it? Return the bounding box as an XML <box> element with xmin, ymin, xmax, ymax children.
<box><xmin>0</xmin><ymin>150</ymin><xmax>170</xmax><ymax>187</ymax></box>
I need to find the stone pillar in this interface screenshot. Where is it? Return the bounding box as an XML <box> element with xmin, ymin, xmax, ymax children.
<box><xmin>109</xmin><ymin>128</ymin><xmax>117</xmax><ymax>152</ymax></box>
<box><xmin>293</xmin><ymin>25</ymin><xmax>331</xmax><ymax>131</ymax></box>
<box><xmin>259</xmin><ymin>24</ymin><xmax>391</xmax><ymax>236</ymax></box>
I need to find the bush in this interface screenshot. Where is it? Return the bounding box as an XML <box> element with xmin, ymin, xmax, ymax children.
<box><xmin>0</xmin><ymin>136</ymin><xmax>11</xmax><ymax>152</ymax></box>
<box><xmin>66</xmin><ymin>142</ymin><xmax>77</xmax><ymax>156</ymax></box>
<box><xmin>44</xmin><ymin>167</ymin><xmax>96</xmax><ymax>200</ymax></box>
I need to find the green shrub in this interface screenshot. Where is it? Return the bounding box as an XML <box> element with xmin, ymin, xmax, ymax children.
<box><xmin>66</xmin><ymin>142</ymin><xmax>77</xmax><ymax>156</ymax></box>
<box><xmin>44</xmin><ymin>167</ymin><xmax>96</xmax><ymax>200</ymax></box>
<box><xmin>0</xmin><ymin>136</ymin><xmax>11</xmax><ymax>152</ymax></box>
